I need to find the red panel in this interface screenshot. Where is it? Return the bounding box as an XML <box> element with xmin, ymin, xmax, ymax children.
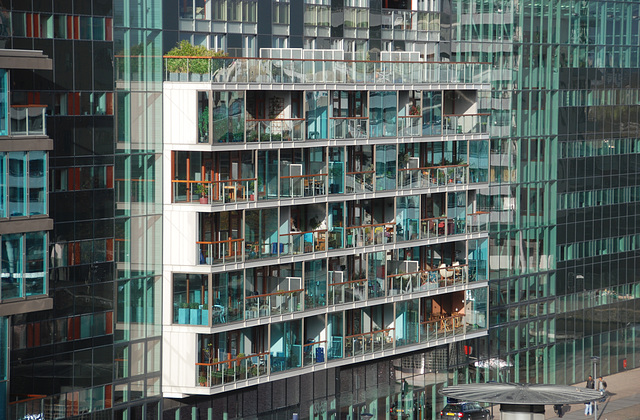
<box><xmin>73</xmin><ymin>316</ymin><xmax>80</xmax><ymax>340</ymax></box>
<box><xmin>73</xmin><ymin>16</ymin><xmax>79</xmax><ymax>40</ymax></box>
<box><xmin>27</xmin><ymin>324</ymin><xmax>34</xmax><ymax>348</ymax></box>
<box><xmin>106</xmin><ymin>92</ymin><xmax>114</xmax><ymax>115</ymax></box>
<box><xmin>106</xmin><ymin>311</ymin><xmax>113</xmax><ymax>334</ymax></box>
<box><xmin>106</xmin><ymin>166</ymin><xmax>114</xmax><ymax>188</ymax></box>
<box><xmin>74</xmin><ymin>92</ymin><xmax>80</xmax><ymax>115</ymax></box>
<box><xmin>34</xmin><ymin>322</ymin><xmax>41</xmax><ymax>347</ymax></box>
<box><xmin>105</xmin><ymin>385</ymin><xmax>112</xmax><ymax>408</ymax></box>
<box><xmin>33</xmin><ymin>14</ymin><xmax>40</xmax><ymax>37</ymax></box>
<box><xmin>26</xmin><ymin>14</ymin><xmax>33</xmax><ymax>37</ymax></box>
<box><xmin>105</xmin><ymin>18</ymin><xmax>113</xmax><ymax>41</ymax></box>
<box><xmin>67</xmin><ymin>92</ymin><xmax>74</xmax><ymax>115</ymax></box>
<box><xmin>67</xmin><ymin>16</ymin><xmax>73</xmax><ymax>39</ymax></box>
<box><xmin>106</xmin><ymin>239</ymin><xmax>114</xmax><ymax>261</ymax></box>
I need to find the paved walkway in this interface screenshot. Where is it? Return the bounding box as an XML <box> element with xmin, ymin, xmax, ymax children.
<box><xmin>544</xmin><ymin>368</ymin><xmax>640</xmax><ymax>420</ymax></box>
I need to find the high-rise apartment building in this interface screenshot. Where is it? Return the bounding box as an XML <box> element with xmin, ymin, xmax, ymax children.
<box><xmin>2</xmin><ymin>0</ymin><xmax>640</xmax><ymax>419</ymax></box>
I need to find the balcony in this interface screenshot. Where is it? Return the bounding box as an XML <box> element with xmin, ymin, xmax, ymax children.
<box><xmin>398</xmin><ymin>164</ymin><xmax>468</xmax><ymax>189</ymax></box>
<box><xmin>163</xmin><ymin>56</ymin><xmax>491</xmax><ymax>86</ymax></box>
<box><xmin>442</xmin><ymin>113</ymin><xmax>490</xmax><ymax>135</ymax></box>
<box><xmin>196</xmin><ymin>351</ymin><xmax>269</xmax><ymax>387</ymax></box>
<box><xmin>329</xmin><ymin>116</ymin><xmax>368</xmax><ymax>139</ymax></box>
<box><xmin>279</xmin><ymin>173</ymin><xmax>327</xmax><ymax>198</ymax></box>
<box><xmin>245</xmin><ymin>118</ymin><xmax>304</xmax><ymax>142</ymax></box>
<box><xmin>279</xmin><ymin>229</ymin><xmax>327</xmax><ymax>255</ymax></box>
<box><xmin>345</xmin><ymin>222</ymin><xmax>395</xmax><ymax>248</ymax></box>
<box><xmin>9</xmin><ymin>105</ymin><xmax>46</xmax><ymax>136</ymax></box>
<box><xmin>174</xmin><ymin>179</ymin><xmax>257</xmax><ymax>204</ymax></box>
<box><xmin>244</xmin><ymin>288</ymin><xmax>304</xmax><ymax>320</ymax></box>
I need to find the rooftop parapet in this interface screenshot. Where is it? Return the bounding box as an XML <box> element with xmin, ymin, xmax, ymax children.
<box><xmin>163</xmin><ymin>56</ymin><xmax>492</xmax><ymax>86</ymax></box>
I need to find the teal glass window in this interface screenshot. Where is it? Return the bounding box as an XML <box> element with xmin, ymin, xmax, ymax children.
<box><xmin>28</xmin><ymin>151</ymin><xmax>46</xmax><ymax>215</ymax></box>
<box><xmin>306</xmin><ymin>91</ymin><xmax>328</xmax><ymax>139</ymax></box>
<box><xmin>173</xmin><ymin>273</ymin><xmax>208</xmax><ymax>325</ymax></box>
<box><xmin>370</xmin><ymin>91</ymin><xmax>397</xmax><ymax>138</ymax></box>
<box><xmin>0</xmin><ymin>153</ymin><xmax>5</xmax><ymax>218</ymax></box>
<box><xmin>1</xmin><ymin>233</ymin><xmax>24</xmax><ymax>300</ymax></box>
<box><xmin>25</xmin><ymin>231</ymin><xmax>46</xmax><ymax>296</ymax></box>
<box><xmin>8</xmin><ymin>152</ymin><xmax>26</xmax><ymax>217</ymax></box>
<box><xmin>0</xmin><ymin>70</ymin><xmax>6</xmax><ymax>136</ymax></box>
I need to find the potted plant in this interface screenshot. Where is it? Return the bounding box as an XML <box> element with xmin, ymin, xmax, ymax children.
<box><xmin>199</xmin><ymin>374</ymin><xmax>208</xmax><ymax>386</ymax></box>
<box><xmin>178</xmin><ymin>302</ymin><xmax>190</xmax><ymax>324</ymax></box>
<box><xmin>194</xmin><ymin>183</ymin><xmax>208</xmax><ymax>204</ymax></box>
<box><xmin>189</xmin><ymin>302</ymin><xmax>201</xmax><ymax>325</ymax></box>
<box><xmin>198</xmin><ymin>106</ymin><xmax>209</xmax><ymax>142</ymax></box>
<box><xmin>165</xmin><ymin>40</ymin><xmax>227</xmax><ymax>81</ymax></box>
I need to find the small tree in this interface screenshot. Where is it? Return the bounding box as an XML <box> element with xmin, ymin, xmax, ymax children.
<box><xmin>166</xmin><ymin>40</ymin><xmax>226</xmax><ymax>74</ymax></box>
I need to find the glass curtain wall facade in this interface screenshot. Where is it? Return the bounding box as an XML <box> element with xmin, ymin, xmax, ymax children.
<box><xmin>3</xmin><ymin>0</ymin><xmax>162</xmax><ymax>419</ymax></box>
<box><xmin>448</xmin><ymin>0</ymin><xmax>640</xmax><ymax>386</ymax></box>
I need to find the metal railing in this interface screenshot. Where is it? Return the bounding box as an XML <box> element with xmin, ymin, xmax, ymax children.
<box><xmin>163</xmin><ymin>56</ymin><xmax>491</xmax><ymax>85</ymax></box>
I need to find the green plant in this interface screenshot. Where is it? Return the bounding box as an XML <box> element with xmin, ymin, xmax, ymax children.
<box><xmin>189</xmin><ymin>302</ymin><xmax>200</xmax><ymax>309</ymax></box>
<box><xmin>180</xmin><ymin>302</ymin><xmax>189</xmax><ymax>309</ymax></box>
<box><xmin>199</xmin><ymin>375</ymin><xmax>207</xmax><ymax>385</ymax></box>
<box><xmin>165</xmin><ymin>40</ymin><xmax>226</xmax><ymax>74</ymax></box>
<box><xmin>198</xmin><ymin>106</ymin><xmax>209</xmax><ymax>139</ymax></box>
<box><xmin>194</xmin><ymin>183</ymin><xmax>208</xmax><ymax>196</ymax></box>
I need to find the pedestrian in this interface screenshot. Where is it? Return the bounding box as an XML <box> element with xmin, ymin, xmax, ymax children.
<box><xmin>597</xmin><ymin>376</ymin><xmax>607</xmax><ymax>402</ymax></box>
<box><xmin>585</xmin><ymin>375</ymin><xmax>594</xmax><ymax>416</ymax></box>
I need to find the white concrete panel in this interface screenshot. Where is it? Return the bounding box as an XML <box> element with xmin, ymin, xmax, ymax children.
<box><xmin>164</xmin><ymin>84</ymin><xmax>197</xmax><ymax>145</ymax></box>
<box><xmin>163</xmin><ymin>209</ymin><xmax>197</xmax><ymax>266</ymax></box>
<box><xmin>162</xmin><ymin>330</ymin><xmax>197</xmax><ymax>388</ymax></box>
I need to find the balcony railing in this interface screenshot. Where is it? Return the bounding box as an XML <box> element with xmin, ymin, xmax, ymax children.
<box><xmin>345</xmin><ymin>169</ymin><xmax>375</xmax><ymax>193</ymax></box>
<box><xmin>398</xmin><ymin>115</ymin><xmax>422</xmax><ymax>137</ymax></box>
<box><xmin>419</xmin><ymin>314</ymin><xmax>467</xmax><ymax>341</ymax></box>
<box><xmin>196</xmin><ymin>351</ymin><xmax>270</xmax><ymax>387</ymax></box>
<box><xmin>442</xmin><ymin>113</ymin><xmax>490</xmax><ymax>135</ymax></box>
<box><xmin>279</xmin><ymin>173</ymin><xmax>327</xmax><ymax>198</ymax></box>
<box><xmin>279</xmin><ymin>229</ymin><xmax>327</xmax><ymax>255</ymax></box>
<box><xmin>398</xmin><ymin>164</ymin><xmax>468</xmax><ymax>189</ymax></box>
<box><xmin>173</xmin><ymin>178</ymin><xmax>257</xmax><ymax>204</ymax></box>
<box><xmin>244</xmin><ymin>288</ymin><xmax>304</xmax><ymax>319</ymax></box>
<box><xmin>10</xmin><ymin>105</ymin><xmax>46</xmax><ymax>136</ymax></box>
<box><xmin>420</xmin><ymin>216</ymin><xmax>465</xmax><ymax>239</ymax></box>
<box><xmin>246</xmin><ymin>118</ymin><xmax>304</xmax><ymax>142</ymax></box>
<box><xmin>466</xmin><ymin>211</ymin><xmax>489</xmax><ymax>233</ymax></box>
<box><xmin>345</xmin><ymin>222</ymin><xmax>395</xmax><ymax>247</ymax></box>
<box><xmin>197</xmin><ymin>238</ymin><xmax>244</xmax><ymax>265</ymax></box>
<box><xmin>302</xmin><ymin>340</ymin><xmax>327</xmax><ymax>367</ymax></box>
<box><xmin>328</xmin><ymin>277</ymin><xmax>367</xmax><ymax>305</ymax></box>
<box><xmin>163</xmin><ymin>56</ymin><xmax>491</xmax><ymax>86</ymax></box>
<box><xmin>329</xmin><ymin>116</ymin><xmax>368</xmax><ymax>139</ymax></box>
<box><xmin>345</xmin><ymin>328</ymin><xmax>395</xmax><ymax>357</ymax></box>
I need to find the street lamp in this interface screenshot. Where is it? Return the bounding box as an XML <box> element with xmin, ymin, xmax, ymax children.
<box><xmin>591</xmin><ymin>356</ymin><xmax>600</xmax><ymax>420</ymax></box>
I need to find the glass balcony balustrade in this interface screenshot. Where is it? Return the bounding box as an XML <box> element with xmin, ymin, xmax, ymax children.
<box><xmin>245</xmin><ymin>118</ymin><xmax>304</xmax><ymax>142</ymax></box>
<box><xmin>329</xmin><ymin>117</ymin><xmax>368</xmax><ymax>139</ymax></box>
<box><xmin>244</xmin><ymin>289</ymin><xmax>304</xmax><ymax>319</ymax></box>
<box><xmin>163</xmin><ymin>56</ymin><xmax>491</xmax><ymax>86</ymax></box>
<box><xmin>398</xmin><ymin>164</ymin><xmax>468</xmax><ymax>189</ymax></box>
<box><xmin>192</xmin><ymin>311</ymin><xmax>481</xmax><ymax>387</ymax></box>
<box><xmin>345</xmin><ymin>170</ymin><xmax>375</xmax><ymax>193</ymax></box>
<box><xmin>279</xmin><ymin>229</ymin><xmax>327</xmax><ymax>255</ymax></box>
<box><xmin>442</xmin><ymin>113</ymin><xmax>490</xmax><ymax>135</ymax></box>
<box><xmin>196</xmin><ymin>351</ymin><xmax>270</xmax><ymax>387</ymax></box>
<box><xmin>279</xmin><ymin>173</ymin><xmax>327</xmax><ymax>198</ymax></box>
<box><xmin>197</xmin><ymin>238</ymin><xmax>244</xmax><ymax>265</ymax></box>
<box><xmin>420</xmin><ymin>216</ymin><xmax>466</xmax><ymax>239</ymax></box>
<box><xmin>345</xmin><ymin>222</ymin><xmax>395</xmax><ymax>248</ymax></box>
<box><xmin>345</xmin><ymin>328</ymin><xmax>395</xmax><ymax>357</ymax></box>
<box><xmin>173</xmin><ymin>178</ymin><xmax>257</xmax><ymax>204</ymax></box>
<box><xmin>466</xmin><ymin>211</ymin><xmax>490</xmax><ymax>233</ymax></box>
<box><xmin>398</xmin><ymin>115</ymin><xmax>422</xmax><ymax>137</ymax></box>
<box><xmin>9</xmin><ymin>105</ymin><xmax>46</xmax><ymax>136</ymax></box>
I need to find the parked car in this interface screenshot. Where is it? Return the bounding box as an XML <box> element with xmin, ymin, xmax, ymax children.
<box><xmin>439</xmin><ymin>402</ymin><xmax>491</xmax><ymax>419</ymax></box>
